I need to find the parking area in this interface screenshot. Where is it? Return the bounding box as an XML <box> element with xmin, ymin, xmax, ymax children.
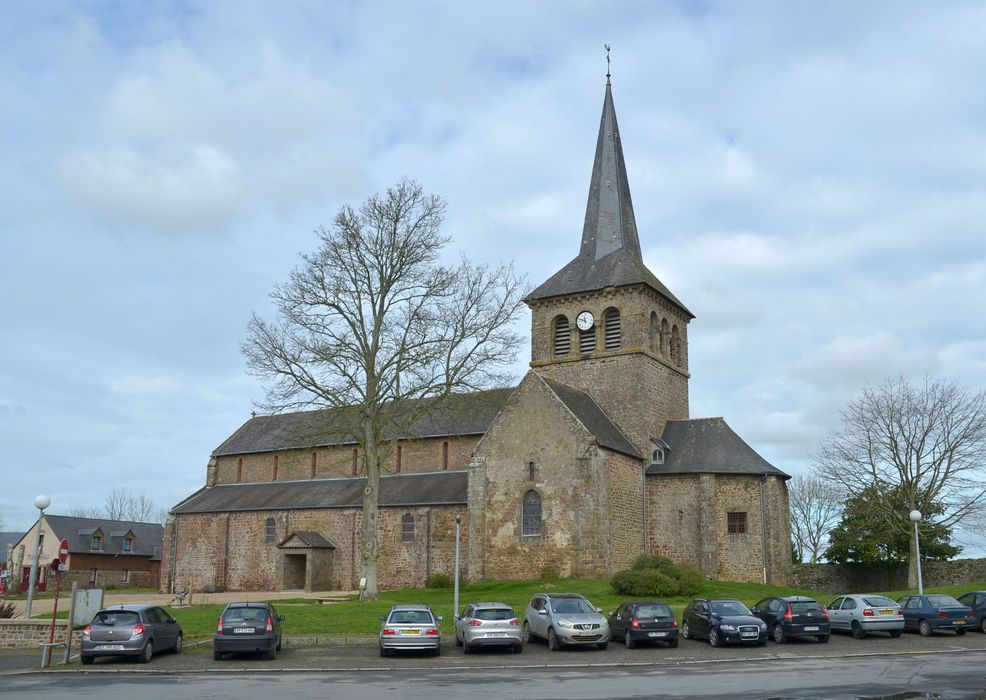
<box><xmin>5</xmin><ymin>627</ymin><xmax>981</xmax><ymax>674</ymax></box>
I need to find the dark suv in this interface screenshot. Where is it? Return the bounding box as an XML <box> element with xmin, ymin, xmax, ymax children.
<box><xmin>751</xmin><ymin>595</ymin><xmax>830</xmax><ymax>644</ymax></box>
<box><xmin>682</xmin><ymin>598</ymin><xmax>767</xmax><ymax>647</ymax></box>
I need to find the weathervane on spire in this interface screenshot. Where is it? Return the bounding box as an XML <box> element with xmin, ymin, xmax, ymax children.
<box><xmin>604</xmin><ymin>43</ymin><xmax>611</xmax><ymax>84</ymax></box>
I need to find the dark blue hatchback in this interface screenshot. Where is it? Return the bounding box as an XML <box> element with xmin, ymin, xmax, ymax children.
<box><xmin>898</xmin><ymin>594</ymin><xmax>974</xmax><ymax>636</ymax></box>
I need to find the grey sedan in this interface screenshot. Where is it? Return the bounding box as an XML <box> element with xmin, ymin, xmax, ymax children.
<box><xmin>379</xmin><ymin>605</ymin><xmax>443</xmax><ymax>657</ymax></box>
<box><xmin>826</xmin><ymin>595</ymin><xmax>904</xmax><ymax>639</ymax></box>
<box><xmin>80</xmin><ymin>604</ymin><xmax>182</xmax><ymax>664</ymax></box>
<box><xmin>454</xmin><ymin>602</ymin><xmax>523</xmax><ymax>653</ymax></box>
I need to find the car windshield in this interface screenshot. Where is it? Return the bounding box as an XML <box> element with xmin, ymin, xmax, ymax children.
<box><xmin>927</xmin><ymin>595</ymin><xmax>962</xmax><ymax>607</ymax></box>
<box><xmin>711</xmin><ymin>601</ymin><xmax>751</xmax><ymax>616</ymax></box>
<box><xmin>93</xmin><ymin>610</ymin><xmax>140</xmax><ymax>626</ymax></box>
<box><xmin>862</xmin><ymin>596</ymin><xmax>897</xmax><ymax>608</ymax></box>
<box><xmin>223</xmin><ymin>607</ymin><xmax>267</xmax><ymax>622</ymax></box>
<box><xmin>636</xmin><ymin>604</ymin><xmax>673</xmax><ymax>618</ymax></box>
<box><xmin>551</xmin><ymin>598</ymin><xmax>595</xmax><ymax>614</ymax></box>
<box><xmin>790</xmin><ymin>601</ymin><xmax>822</xmax><ymax>614</ymax></box>
<box><xmin>474</xmin><ymin>608</ymin><xmax>515</xmax><ymax>621</ymax></box>
<box><xmin>389</xmin><ymin>610</ymin><xmax>434</xmax><ymax>625</ymax></box>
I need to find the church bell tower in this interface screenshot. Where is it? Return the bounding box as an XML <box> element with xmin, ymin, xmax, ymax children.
<box><xmin>524</xmin><ymin>77</ymin><xmax>694</xmax><ymax>455</ymax></box>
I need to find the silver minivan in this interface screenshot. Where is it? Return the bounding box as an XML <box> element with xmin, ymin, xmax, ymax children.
<box><xmin>454</xmin><ymin>602</ymin><xmax>522</xmax><ymax>654</ymax></box>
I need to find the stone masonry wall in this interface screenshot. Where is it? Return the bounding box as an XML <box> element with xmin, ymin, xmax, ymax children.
<box><xmin>793</xmin><ymin>558</ymin><xmax>986</xmax><ymax>593</ymax></box>
<box><xmin>606</xmin><ymin>452</ymin><xmax>645</xmax><ymax>573</ymax></box>
<box><xmin>212</xmin><ymin>435</ymin><xmax>480</xmax><ymax>485</ymax></box>
<box><xmin>165</xmin><ymin>505</ymin><xmax>466</xmax><ymax>593</ymax></box>
<box><xmin>0</xmin><ymin>619</ymin><xmax>80</xmax><ymax>650</ymax></box>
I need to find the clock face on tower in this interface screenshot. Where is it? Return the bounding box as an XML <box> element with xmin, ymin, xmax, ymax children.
<box><xmin>576</xmin><ymin>311</ymin><xmax>594</xmax><ymax>331</ymax></box>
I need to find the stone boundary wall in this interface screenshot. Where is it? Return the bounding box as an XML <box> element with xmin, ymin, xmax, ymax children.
<box><xmin>0</xmin><ymin>619</ymin><xmax>82</xmax><ymax>650</ymax></box>
<box><xmin>793</xmin><ymin>558</ymin><xmax>986</xmax><ymax>593</ymax></box>
<box><xmin>58</xmin><ymin>570</ymin><xmax>157</xmax><ymax>590</ymax></box>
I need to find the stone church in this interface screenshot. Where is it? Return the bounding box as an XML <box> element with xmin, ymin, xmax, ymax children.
<box><xmin>162</xmin><ymin>79</ymin><xmax>792</xmax><ymax>593</ymax></box>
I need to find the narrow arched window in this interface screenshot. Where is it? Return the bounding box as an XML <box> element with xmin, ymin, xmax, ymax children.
<box><xmin>351</xmin><ymin>448</ymin><xmax>358</xmax><ymax>476</ymax></box>
<box><xmin>670</xmin><ymin>325</ymin><xmax>681</xmax><ymax>366</ymax></box>
<box><xmin>442</xmin><ymin>441</ymin><xmax>449</xmax><ymax>470</ymax></box>
<box><xmin>272</xmin><ymin>455</ymin><xmax>279</xmax><ymax>481</ymax></box>
<box><xmin>649</xmin><ymin>312</ymin><xmax>659</xmax><ymax>353</ymax></box>
<box><xmin>603</xmin><ymin>307</ymin><xmax>621</xmax><ymax>350</ymax></box>
<box><xmin>522</xmin><ymin>490</ymin><xmax>542</xmax><ymax>536</ymax></box>
<box><xmin>236</xmin><ymin>458</ymin><xmax>243</xmax><ymax>483</ymax></box>
<box><xmin>310</xmin><ymin>451</ymin><xmax>317</xmax><ymax>478</ymax></box>
<box><xmin>401</xmin><ymin>513</ymin><xmax>415</xmax><ymax>542</ymax></box>
<box><xmin>265</xmin><ymin>518</ymin><xmax>275</xmax><ymax>544</ymax></box>
<box><xmin>553</xmin><ymin>315</ymin><xmax>571</xmax><ymax>356</ymax></box>
<box><xmin>395</xmin><ymin>444</ymin><xmax>402</xmax><ymax>473</ymax></box>
<box><xmin>660</xmin><ymin>319</ymin><xmax>669</xmax><ymax>357</ymax></box>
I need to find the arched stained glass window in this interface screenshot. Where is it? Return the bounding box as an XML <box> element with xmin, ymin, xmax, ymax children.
<box><xmin>522</xmin><ymin>490</ymin><xmax>542</xmax><ymax>536</ymax></box>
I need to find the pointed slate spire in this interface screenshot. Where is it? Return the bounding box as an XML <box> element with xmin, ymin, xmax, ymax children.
<box><xmin>579</xmin><ymin>80</ymin><xmax>641</xmax><ymax>262</ymax></box>
<box><xmin>526</xmin><ymin>80</ymin><xmax>692</xmax><ymax>317</ymax></box>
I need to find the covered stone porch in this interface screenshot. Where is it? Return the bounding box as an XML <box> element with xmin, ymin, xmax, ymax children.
<box><xmin>277</xmin><ymin>531</ymin><xmax>336</xmax><ymax>592</ymax></box>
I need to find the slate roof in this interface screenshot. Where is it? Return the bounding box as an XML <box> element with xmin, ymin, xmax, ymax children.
<box><xmin>0</xmin><ymin>532</ymin><xmax>24</xmax><ymax>561</ymax></box>
<box><xmin>42</xmin><ymin>515</ymin><xmax>164</xmax><ymax>559</ymax></box>
<box><xmin>171</xmin><ymin>471</ymin><xmax>469</xmax><ymax>514</ymax></box>
<box><xmin>278</xmin><ymin>531</ymin><xmax>336</xmax><ymax>549</ymax></box>
<box><xmin>540</xmin><ymin>376</ymin><xmax>641</xmax><ymax>459</ymax></box>
<box><xmin>214</xmin><ymin>388</ymin><xmax>513</xmax><ymax>456</ymax></box>
<box><xmin>526</xmin><ymin>81</ymin><xmax>692</xmax><ymax>318</ymax></box>
<box><xmin>646</xmin><ymin>418</ymin><xmax>790</xmax><ymax>479</ymax></box>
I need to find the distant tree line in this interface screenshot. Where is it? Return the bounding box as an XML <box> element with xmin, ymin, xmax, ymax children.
<box><xmin>68</xmin><ymin>488</ymin><xmax>168</xmax><ymax>524</ymax></box>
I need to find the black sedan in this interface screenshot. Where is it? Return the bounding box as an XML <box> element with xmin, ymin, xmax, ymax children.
<box><xmin>214</xmin><ymin>602</ymin><xmax>285</xmax><ymax>660</ymax></box>
<box><xmin>608</xmin><ymin>601</ymin><xmax>679</xmax><ymax>649</ymax></box>
<box><xmin>751</xmin><ymin>595</ymin><xmax>830</xmax><ymax>644</ymax></box>
<box><xmin>682</xmin><ymin>598</ymin><xmax>767</xmax><ymax>647</ymax></box>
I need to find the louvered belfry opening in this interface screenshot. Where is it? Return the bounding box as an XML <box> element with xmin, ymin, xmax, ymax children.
<box><xmin>603</xmin><ymin>307</ymin><xmax>621</xmax><ymax>350</ymax></box>
<box><xmin>553</xmin><ymin>315</ymin><xmax>571</xmax><ymax>356</ymax></box>
<box><xmin>579</xmin><ymin>326</ymin><xmax>596</xmax><ymax>354</ymax></box>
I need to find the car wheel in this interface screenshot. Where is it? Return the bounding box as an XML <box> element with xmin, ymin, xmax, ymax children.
<box><xmin>919</xmin><ymin>619</ymin><xmax>932</xmax><ymax>637</ymax></box>
<box><xmin>522</xmin><ymin>621</ymin><xmax>533</xmax><ymax>643</ymax></box>
<box><xmin>981</xmin><ymin>618</ymin><xmax>986</xmax><ymax>634</ymax></box>
<box><xmin>890</xmin><ymin>629</ymin><xmax>903</xmax><ymax>638</ymax></box>
<box><xmin>817</xmin><ymin>634</ymin><xmax>830</xmax><ymax>643</ymax></box>
<box><xmin>773</xmin><ymin>625</ymin><xmax>786</xmax><ymax>644</ymax></box>
<box><xmin>548</xmin><ymin>628</ymin><xmax>560</xmax><ymax>651</ymax></box>
<box><xmin>80</xmin><ymin>654</ymin><xmax>94</xmax><ymax>665</ymax></box>
<box><xmin>597</xmin><ymin>641</ymin><xmax>608</xmax><ymax>650</ymax></box>
<box><xmin>709</xmin><ymin>628</ymin><xmax>720</xmax><ymax>648</ymax></box>
<box><xmin>265</xmin><ymin>646</ymin><xmax>276</xmax><ymax>660</ymax></box>
<box><xmin>455</xmin><ymin>632</ymin><xmax>463</xmax><ymax>647</ymax></box>
<box><xmin>624</xmin><ymin>631</ymin><xmax>635</xmax><ymax>649</ymax></box>
<box><xmin>213</xmin><ymin>649</ymin><xmax>222</xmax><ymax>661</ymax></box>
<box><xmin>682</xmin><ymin>620</ymin><xmax>692</xmax><ymax>640</ymax></box>
<box><xmin>956</xmin><ymin>628</ymin><xmax>967</xmax><ymax>636</ymax></box>
<box><xmin>851</xmin><ymin>621</ymin><xmax>866</xmax><ymax>639</ymax></box>
<box><xmin>379</xmin><ymin>646</ymin><xmax>388</xmax><ymax>657</ymax></box>
<box><xmin>173</xmin><ymin>634</ymin><xmax>183</xmax><ymax>654</ymax></box>
<box><xmin>138</xmin><ymin>641</ymin><xmax>153</xmax><ymax>664</ymax></box>
<box><xmin>433</xmin><ymin>645</ymin><xmax>441</xmax><ymax>657</ymax></box>
<box><xmin>276</xmin><ymin>635</ymin><xmax>282</xmax><ymax>651</ymax></box>
<box><xmin>668</xmin><ymin>638</ymin><xmax>678</xmax><ymax>648</ymax></box>
<box><xmin>462</xmin><ymin>641</ymin><xmax>472</xmax><ymax>654</ymax></box>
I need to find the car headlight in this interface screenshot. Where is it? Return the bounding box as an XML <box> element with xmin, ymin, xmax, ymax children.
<box><xmin>556</xmin><ymin>621</ymin><xmax>574</xmax><ymax>629</ymax></box>
<box><xmin>759</xmin><ymin>623</ymin><xmax>768</xmax><ymax>630</ymax></box>
<box><xmin>720</xmin><ymin>624</ymin><xmax>736</xmax><ymax>632</ymax></box>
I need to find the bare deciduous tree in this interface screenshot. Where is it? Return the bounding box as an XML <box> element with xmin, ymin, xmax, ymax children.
<box><xmin>242</xmin><ymin>178</ymin><xmax>527</xmax><ymax>601</ymax></box>
<box><xmin>68</xmin><ymin>489</ymin><xmax>164</xmax><ymax>523</ymax></box>
<box><xmin>815</xmin><ymin>375</ymin><xmax>986</xmax><ymax>587</ymax></box>
<box><xmin>788</xmin><ymin>472</ymin><xmax>842</xmax><ymax>563</ymax></box>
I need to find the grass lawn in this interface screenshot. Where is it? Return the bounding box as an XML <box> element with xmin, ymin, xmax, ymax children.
<box><xmin>158</xmin><ymin>577</ymin><xmax>986</xmax><ymax>639</ymax></box>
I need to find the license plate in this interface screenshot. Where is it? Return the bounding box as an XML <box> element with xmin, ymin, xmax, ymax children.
<box><xmin>648</xmin><ymin>632</ymin><xmax>667</xmax><ymax>637</ymax></box>
<box><xmin>804</xmin><ymin>626</ymin><xmax>819</xmax><ymax>631</ymax></box>
<box><xmin>233</xmin><ymin>628</ymin><xmax>254</xmax><ymax>634</ymax></box>
<box><xmin>402</xmin><ymin>629</ymin><xmax>420</xmax><ymax>635</ymax></box>
<box><xmin>96</xmin><ymin>644</ymin><xmax>125</xmax><ymax>651</ymax></box>
<box><xmin>487</xmin><ymin>633</ymin><xmax>508</xmax><ymax>637</ymax></box>
<box><xmin>880</xmin><ymin>609</ymin><xmax>895</xmax><ymax>615</ymax></box>
<box><xmin>741</xmin><ymin>633</ymin><xmax>758</xmax><ymax>637</ymax></box>
<box><xmin>954</xmin><ymin>620</ymin><xmax>965</xmax><ymax>625</ymax></box>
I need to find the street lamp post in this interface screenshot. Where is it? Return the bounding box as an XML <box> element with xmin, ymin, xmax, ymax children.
<box><xmin>25</xmin><ymin>494</ymin><xmax>51</xmax><ymax>619</ymax></box>
<box><xmin>909</xmin><ymin>509</ymin><xmax>924</xmax><ymax>595</ymax></box>
<box><xmin>453</xmin><ymin>514</ymin><xmax>461</xmax><ymax>620</ymax></box>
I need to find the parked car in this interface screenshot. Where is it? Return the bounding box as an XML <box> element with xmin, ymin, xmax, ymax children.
<box><xmin>608</xmin><ymin>601</ymin><xmax>679</xmax><ymax>649</ymax></box>
<box><xmin>826</xmin><ymin>594</ymin><xmax>904</xmax><ymax>639</ymax></box>
<box><xmin>213</xmin><ymin>601</ymin><xmax>284</xmax><ymax>660</ymax></box>
<box><xmin>956</xmin><ymin>591</ymin><xmax>986</xmax><ymax>633</ymax></box>
<box><xmin>454</xmin><ymin>602</ymin><xmax>522</xmax><ymax>654</ymax></box>
<box><xmin>898</xmin><ymin>594</ymin><xmax>974</xmax><ymax>636</ymax></box>
<box><xmin>523</xmin><ymin>592</ymin><xmax>610</xmax><ymax>651</ymax></box>
<box><xmin>681</xmin><ymin>598</ymin><xmax>767</xmax><ymax>647</ymax></box>
<box><xmin>751</xmin><ymin>595</ymin><xmax>830</xmax><ymax>644</ymax></box>
<box><xmin>80</xmin><ymin>604</ymin><xmax>182</xmax><ymax>665</ymax></box>
<box><xmin>379</xmin><ymin>605</ymin><xmax>443</xmax><ymax>657</ymax></box>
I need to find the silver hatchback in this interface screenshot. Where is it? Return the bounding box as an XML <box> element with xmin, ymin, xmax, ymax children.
<box><xmin>826</xmin><ymin>594</ymin><xmax>904</xmax><ymax>639</ymax></box>
<box><xmin>379</xmin><ymin>605</ymin><xmax>443</xmax><ymax>657</ymax></box>
<box><xmin>454</xmin><ymin>602</ymin><xmax>523</xmax><ymax>654</ymax></box>
<box><xmin>80</xmin><ymin>604</ymin><xmax>183</xmax><ymax>665</ymax></box>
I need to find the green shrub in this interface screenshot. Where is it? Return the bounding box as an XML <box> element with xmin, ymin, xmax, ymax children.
<box><xmin>611</xmin><ymin>555</ymin><xmax>703</xmax><ymax>597</ymax></box>
<box><xmin>425</xmin><ymin>573</ymin><xmax>452</xmax><ymax>589</ymax></box>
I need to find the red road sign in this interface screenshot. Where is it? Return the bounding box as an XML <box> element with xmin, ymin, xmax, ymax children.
<box><xmin>58</xmin><ymin>539</ymin><xmax>69</xmax><ymax>564</ymax></box>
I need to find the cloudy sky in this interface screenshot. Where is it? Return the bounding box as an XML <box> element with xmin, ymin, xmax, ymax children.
<box><xmin>3</xmin><ymin>2</ymin><xmax>985</xmax><ymax>551</ymax></box>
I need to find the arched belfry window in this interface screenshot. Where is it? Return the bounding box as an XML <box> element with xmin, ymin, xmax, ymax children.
<box><xmin>578</xmin><ymin>326</ymin><xmax>596</xmax><ymax>354</ymax></box>
<box><xmin>660</xmin><ymin>319</ymin><xmax>669</xmax><ymax>357</ymax></box>
<box><xmin>401</xmin><ymin>513</ymin><xmax>415</xmax><ymax>542</ymax></box>
<box><xmin>670</xmin><ymin>325</ymin><xmax>681</xmax><ymax>366</ymax></box>
<box><xmin>649</xmin><ymin>312</ymin><xmax>659</xmax><ymax>353</ymax></box>
<box><xmin>553</xmin><ymin>315</ymin><xmax>571</xmax><ymax>356</ymax></box>
<box><xmin>522</xmin><ymin>490</ymin><xmax>542</xmax><ymax>536</ymax></box>
<box><xmin>603</xmin><ymin>307</ymin><xmax>621</xmax><ymax>350</ymax></box>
